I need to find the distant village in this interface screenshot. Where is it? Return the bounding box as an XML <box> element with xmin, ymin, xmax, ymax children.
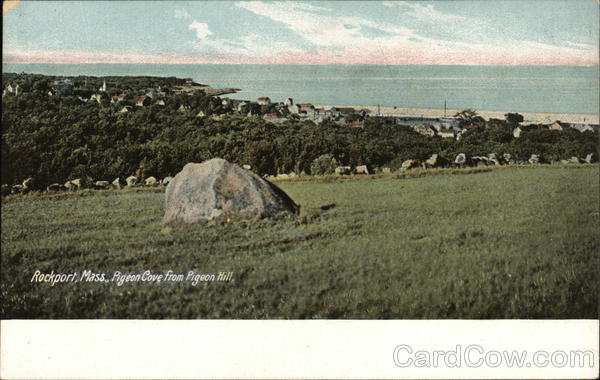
<box><xmin>3</xmin><ymin>75</ymin><xmax>599</xmax><ymax>141</ymax></box>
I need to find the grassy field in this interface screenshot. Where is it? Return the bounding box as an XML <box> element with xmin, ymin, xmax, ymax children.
<box><xmin>1</xmin><ymin>166</ymin><xmax>598</xmax><ymax>319</ymax></box>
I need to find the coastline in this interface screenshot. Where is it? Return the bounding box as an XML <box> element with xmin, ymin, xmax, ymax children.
<box><xmin>319</xmin><ymin>105</ymin><xmax>599</xmax><ymax>125</ymax></box>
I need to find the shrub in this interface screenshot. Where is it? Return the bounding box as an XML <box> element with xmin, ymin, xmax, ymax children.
<box><xmin>310</xmin><ymin>154</ymin><xmax>338</xmax><ymax>175</ymax></box>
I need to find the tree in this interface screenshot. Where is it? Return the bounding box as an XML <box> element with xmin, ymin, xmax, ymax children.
<box><xmin>505</xmin><ymin>113</ymin><xmax>524</xmax><ymax>126</ymax></box>
<box><xmin>454</xmin><ymin>109</ymin><xmax>479</xmax><ymax>127</ymax></box>
<box><xmin>310</xmin><ymin>154</ymin><xmax>338</xmax><ymax>175</ymax></box>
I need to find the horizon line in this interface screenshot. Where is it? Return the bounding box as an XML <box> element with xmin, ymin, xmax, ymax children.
<box><xmin>3</xmin><ymin>61</ymin><xmax>599</xmax><ymax>68</ymax></box>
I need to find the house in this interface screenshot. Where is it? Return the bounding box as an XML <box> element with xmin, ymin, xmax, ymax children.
<box><xmin>331</xmin><ymin>106</ymin><xmax>356</xmax><ymax>115</ymax></box>
<box><xmin>297</xmin><ymin>103</ymin><xmax>315</xmax><ymax>111</ymax></box>
<box><xmin>52</xmin><ymin>78</ymin><xmax>74</xmax><ymax>86</ymax></box>
<box><xmin>145</xmin><ymin>86</ymin><xmax>166</xmax><ymax>98</ymax></box>
<box><xmin>284</xmin><ymin>98</ymin><xmax>294</xmax><ymax>106</ymax></box>
<box><xmin>135</xmin><ymin>96</ymin><xmax>149</xmax><ymax>107</ymax></box>
<box><xmin>111</xmin><ymin>94</ymin><xmax>126</xmax><ymax>104</ymax></box>
<box><xmin>548</xmin><ymin>121</ymin><xmax>564</xmax><ymax>131</ymax></box>
<box><xmin>411</xmin><ymin>124</ymin><xmax>437</xmax><ymax>137</ymax></box>
<box><xmin>155</xmin><ymin>99</ymin><xmax>166</xmax><ymax>106</ymax></box>
<box><xmin>89</xmin><ymin>93</ymin><xmax>103</xmax><ymax>104</ymax></box>
<box><xmin>236</xmin><ymin>101</ymin><xmax>250</xmax><ymax>112</ymax></box>
<box><xmin>6</xmin><ymin>84</ymin><xmax>21</xmax><ymax>96</ymax></box>
<box><xmin>171</xmin><ymin>86</ymin><xmax>185</xmax><ymax>95</ymax></box>
<box><xmin>394</xmin><ymin>116</ymin><xmax>460</xmax><ymax>131</ymax></box>
<box><xmin>437</xmin><ymin>127</ymin><xmax>456</xmax><ymax>139</ymax></box>
<box><xmin>178</xmin><ymin>104</ymin><xmax>190</xmax><ymax>113</ymax></box>
<box><xmin>119</xmin><ymin>106</ymin><xmax>132</xmax><ymax>113</ymax></box>
<box><xmin>566</xmin><ymin>123</ymin><xmax>596</xmax><ymax>133</ymax></box>
<box><xmin>98</xmin><ymin>80</ymin><xmax>107</xmax><ymax>92</ymax></box>
<box><xmin>257</xmin><ymin>97</ymin><xmax>271</xmax><ymax>105</ymax></box>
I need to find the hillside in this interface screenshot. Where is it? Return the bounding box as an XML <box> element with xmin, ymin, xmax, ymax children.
<box><xmin>2</xmin><ymin>166</ymin><xmax>598</xmax><ymax>319</ymax></box>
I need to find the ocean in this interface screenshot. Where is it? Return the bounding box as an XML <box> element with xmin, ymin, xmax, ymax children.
<box><xmin>3</xmin><ymin>63</ymin><xmax>598</xmax><ymax>114</ymax></box>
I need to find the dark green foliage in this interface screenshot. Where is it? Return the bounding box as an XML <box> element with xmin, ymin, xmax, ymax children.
<box><xmin>310</xmin><ymin>154</ymin><xmax>339</xmax><ymax>175</ymax></box>
<box><xmin>2</xmin><ymin>73</ymin><xmax>598</xmax><ymax>189</ymax></box>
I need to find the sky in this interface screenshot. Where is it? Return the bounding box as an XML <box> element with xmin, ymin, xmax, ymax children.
<box><xmin>3</xmin><ymin>0</ymin><xmax>599</xmax><ymax>65</ymax></box>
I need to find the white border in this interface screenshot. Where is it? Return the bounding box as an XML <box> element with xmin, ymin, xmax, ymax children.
<box><xmin>1</xmin><ymin>320</ymin><xmax>598</xmax><ymax>379</ymax></box>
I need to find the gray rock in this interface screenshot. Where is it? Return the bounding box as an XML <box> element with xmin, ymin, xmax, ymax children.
<box><xmin>381</xmin><ymin>167</ymin><xmax>391</xmax><ymax>174</ymax></box>
<box><xmin>1</xmin><ymin>184</ymin><xmax>10</xmax><ymax>196</ymax></box>
<box><xmin>425</xmin><ymin>154</ymin><xmax>440</xmax><ymax>168</ymax></box>
<box><xmin>125</xmin><ymin>176</ymin><xmax>138</xmax><ymax>187</ymax></box>
<box><xmin>94</xmin><ymin>180</ymin><xmax>110</xmax><ymax>189</ymax></box>
<box><xmin>585</xmin><ymin>153</ymin><xmax>595</xmax><ymax>164</ymax></box>
<box><xmin>11</xmin><ymin>184</ymin><xmax>25</xmax><ymax>194</ymax></box>
<box><xmin>145</xmin><ymin>176</ymin><xmax>158</xmax><ymax>186</ymax></box>
<box><xmin>161</xmin><ymin>176</ymin><xmax>173</xmax><ymax>186</ymax></box>
<box><xmin>569</xmin><ymin>157</ymin><xmax>581</xmax><ymax>164</ymax></box>
<box><xmin>488</xmin><ymin>153</ymin><xmax>501</xmax><ymax>165</ymax></box>
<box><xmin>355</xmin><ymin>165</ymin><xmax>369</xmax><ymax>174</ymax></box>
<box><xmin>401</xmin><ymin>159</ymin><xmax>420</xmax><ymax>170</ymax></box>
<box><xmin>334</xmin><ymin>166</ymin><xmax>351</xmax><ymax>175</ymax></box>
<box><xmin>64</xmin><ymin>179</ymin><xmax>81</xmax><ymax>191</ymax></box>
<box><xmin>528</xmin><ymin>154</ymin><xmax>540</xmax><ymax>165</ymax></box>
<box><xmin>112</xmin><ymin>177</ymin><xmax>121</xmax><ymax>189</ymax></box>
<box><xmin>22</xmin><ymin>177</ymin><xmax>34</xmax><ymax>189</ymax></box>
<box><xmin>455</xmin><ymin>153</ymin><xmax>467</xmax><ymax>165</ymax></box>
<box><xmin>163</xmin><ymin>158</ymin><xmax>299</xmax><ymax>226</ymax></box>
<box><xmin>242</xmin><ymin>164</ymin><xmax>251</xmax><ymax>170</ymax></box>
<box><xmin>46</xmin><ymin>183</ymin><xmax>64</xmax><ymax>192</ymax></box>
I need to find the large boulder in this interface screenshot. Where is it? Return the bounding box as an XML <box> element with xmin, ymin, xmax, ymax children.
<box><xmin>163</xmin><ymin>158</ymin><xmax>299</xmax><ymax>226</ymax></box>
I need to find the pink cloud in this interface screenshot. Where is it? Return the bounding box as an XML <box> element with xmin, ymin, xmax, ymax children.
<box><xmin>2</xmin><ymin>43</ymin><xmax>598</xmax><ymax>66</ymax></box>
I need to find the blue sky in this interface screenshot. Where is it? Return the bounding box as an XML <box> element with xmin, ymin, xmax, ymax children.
<box><xmin>3</xmin><ymin>0</ymin><xmax>599</xmax><ymax>65</ymax></box>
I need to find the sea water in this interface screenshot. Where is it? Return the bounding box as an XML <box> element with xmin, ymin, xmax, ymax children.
<box><xmin>3</xmin><ymin>63</ymin><xmax>598</xmax><ymax>114</ymax></box>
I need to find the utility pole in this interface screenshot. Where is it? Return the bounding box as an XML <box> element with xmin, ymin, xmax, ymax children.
<box><xmin>444</xmin><ymin>100</ymin><xmax>447</xmax><ymax>118</ymax></box>
<box><xmin>378</xmin><ymin>104</ymin><xmax>380</xmax><ymax>117</ymax></box>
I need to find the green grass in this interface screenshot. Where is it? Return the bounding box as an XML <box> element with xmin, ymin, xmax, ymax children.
<box><xmin>1</xmin><ymin>166</ymin><xmax>598</xmax><ymax>319</ymax></box>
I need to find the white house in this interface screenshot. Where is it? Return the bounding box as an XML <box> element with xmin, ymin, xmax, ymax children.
<box><xmin>257</xmin><ymin>97</ymin><xmax>271</xmax><ymax>105</ymax></box>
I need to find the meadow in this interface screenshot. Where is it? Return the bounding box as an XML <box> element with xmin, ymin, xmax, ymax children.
<box><xmin>1</xmin><ymin>166</ymin><xmax>598</xmax><ymax>319</ymax></box>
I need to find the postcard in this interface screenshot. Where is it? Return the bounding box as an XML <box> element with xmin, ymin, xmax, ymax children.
<box><xmin>1</xmin><ymin>0</ymin><xmax>598</xmax><ymax>378</ymax></box>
